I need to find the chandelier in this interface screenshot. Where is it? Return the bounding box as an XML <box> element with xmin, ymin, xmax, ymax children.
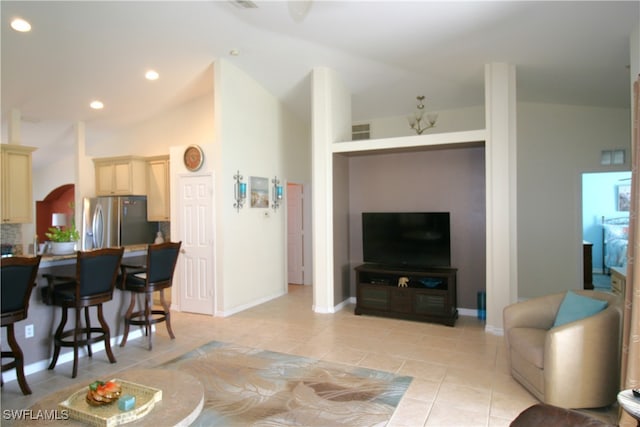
<box><xmin>408</xmin><ymin>96</ymin><xmax>438</xmax><ymax>135</ymax></box>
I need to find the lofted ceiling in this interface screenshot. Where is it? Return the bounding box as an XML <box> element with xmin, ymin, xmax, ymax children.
<box><xmin>1</xmin><ymin>1</ymin><xmax>638</xmax><ymax>168</ymax></box>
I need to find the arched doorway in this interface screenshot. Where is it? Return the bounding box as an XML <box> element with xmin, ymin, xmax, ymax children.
<box><xmin>36</xmin><ymin>184</ymin><xmax>75</xmax><ymax>245</ymax></box>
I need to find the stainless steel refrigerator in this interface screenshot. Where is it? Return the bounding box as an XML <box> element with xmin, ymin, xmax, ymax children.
<box><xmin>82</xmin><ymin>196</ymin><xmax>157</xmax><ymax>250</ymax></box>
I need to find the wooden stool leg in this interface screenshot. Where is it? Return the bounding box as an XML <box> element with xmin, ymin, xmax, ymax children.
<box><xmin>71</xmin><ymin>307</ymin><xmax>81</xmax><ymax>379</ymax></box>
<box><xmin>97</xmin><ymin>304</ymin><xmax>116</xmax><ymax>364</ymax></box>
<box><xmin>120</xmin><ymin>292</ymin><xmax>136</xmax><ymax>347</ymax></box>
<box><xmin>159</xmin><ymin>290</ymin><xmax>175</xmax><ymax>340</ymax></box>
<box><xmin>84</xmin><ymin>307</ymin><xmax>93</xmax><ymax>357</ymax></box>
<box><xmin>6</xmin><ymin>324</ymin><xmax>31</xmax><ymax>395</ymax></box>
<box><xmin>145</xmin><ymin>292</ymin><xmax>152</xmax><ymax>350</ymax></box>
<box><xmin>48</xmin><ymin>307</ymin><xmax>68</xmax><ymax>370</ymax></box>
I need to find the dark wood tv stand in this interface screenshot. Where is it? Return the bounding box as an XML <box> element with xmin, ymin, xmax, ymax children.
<box><xmin>354</xmin><ymin>264</ymin><xmax>458</xmax><ymax>326</ymax></box>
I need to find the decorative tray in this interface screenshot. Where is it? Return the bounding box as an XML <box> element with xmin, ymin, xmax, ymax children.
<box><xmin>58</xmin><ymin>379</ymin><xmax>162</xmax><ymax>427</ymax></box>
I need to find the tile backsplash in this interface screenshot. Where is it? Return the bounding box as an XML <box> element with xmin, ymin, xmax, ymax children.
<box><xmin>158</xmin><ymin>221</ymin><xmax>170</xmax><ymax>241</ymax></box>
<box><xmin>1</xmin><ymin>223</ymin><xmax>24</xmax><ymax>255</ymax></box>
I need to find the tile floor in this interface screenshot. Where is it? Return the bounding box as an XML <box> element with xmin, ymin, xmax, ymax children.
<box><xmin>1</xmin><ymin>285</ymin><xmax>620</xmax><ymax>426</ymax></box>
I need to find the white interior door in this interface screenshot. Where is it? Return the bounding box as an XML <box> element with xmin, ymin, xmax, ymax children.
<box><xmin>178</xmin><ymin>174</ymin><xmax>214</xmax><ymax>314</ymax></box>
<box><xmin>287</xmin><ymin>183</ymin><xmax>304</xmax><ymax>285</ymax></box>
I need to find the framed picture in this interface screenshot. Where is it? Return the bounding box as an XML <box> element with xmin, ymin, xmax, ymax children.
<box><xmin>250</xmin><ymin>176</ymin><xmax>269</xmax><ymax>208</ymax></box>
<box><xmin>617</xmin><ymin>183</ymin><xmax>631</xmax><ymax>211</ymax></box>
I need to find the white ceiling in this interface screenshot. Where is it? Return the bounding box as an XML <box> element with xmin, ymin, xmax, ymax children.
<box><xmin>1</xmin><ymin>1</ymin><xmax>638</xmax><ymax>168</ymax></box>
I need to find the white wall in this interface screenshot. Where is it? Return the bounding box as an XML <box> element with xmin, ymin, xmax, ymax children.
<box><xmin>357</xmin><ymin>101</ymin><xmax>630</xmax><ymax>304</ymax></box>
<box><xmin>517</xmin><ymin>103</ymin><xmax>630</xmax><ymax>299</ymax></box>
<box><xmin>631</xmin><ymin>23</ymin><xmax>639</xmax><ymax>98</ymax></box>
<box><xmin>31</xmin><ymin>61</ymin><xmax>310</xmax><ymax>317</ymax></box>
<box><xmin>215</xmin><ymin>59</ymin><xmax>309</xmax><ymax>314</ymax></box>
<box><xmin>88</xmin><ymin>95</ymin><xmax>214</xmax><ymax>159</ymax></box>
<box><xmin>33</xmin><ymin>93</ymin><xmax>215</xmax><ymax>203</ymax></box>
<box><xmin>355</xmin><ymin>105</ymin><xmax>485</xmax><ymax>140</ymax></box>
<box><xmin>311</xmin><ymin>67</ymin><xmax>352</xmax><ymax>312</ymax></box>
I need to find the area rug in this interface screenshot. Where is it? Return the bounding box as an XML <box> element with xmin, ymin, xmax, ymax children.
<box><xmin>161</xmin><ymin>341</ymin><xmax>413</xmax><ymax>426</ymax></box>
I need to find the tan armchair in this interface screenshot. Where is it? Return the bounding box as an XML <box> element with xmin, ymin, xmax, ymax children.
<box><xmin>503</xmin><ymin>290</ymin><xmax>622</xmax><ymax>409</ymax></box>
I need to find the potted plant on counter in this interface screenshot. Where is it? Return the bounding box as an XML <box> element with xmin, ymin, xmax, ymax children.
<box><xmin>45</xmin><ymin>221</ymin><xmax>80</xmax><ymax>255</ymax></box>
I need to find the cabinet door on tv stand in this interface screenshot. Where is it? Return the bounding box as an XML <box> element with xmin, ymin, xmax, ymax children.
<box><xmin>390</xmin><ymin>288</ymin><xmax>412</xmax><ymax>313</ymax></box>
<box><xmin>357</xmin><ymin>284</ymin><xmax>390</xmax><ymax>311</ymax></box>
<box><xmin>414</xmin><ymin>290</ymin><xmax>448</xmax><ymax>316</ymax></box>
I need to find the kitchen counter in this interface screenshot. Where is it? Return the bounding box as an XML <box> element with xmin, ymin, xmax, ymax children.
<box><xmin>38</xmin><ymin>244</ymin><xmax>149</xmax><ymax>267</ymax></box>
<box><xmin>0</xmin><ymin>244</ymin><xmax>151</xmax><ymax>378</ymax></box>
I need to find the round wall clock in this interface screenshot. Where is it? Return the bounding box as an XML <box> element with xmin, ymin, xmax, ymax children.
<box><xmin>183</xmin><ymin>145</ymin><xmax>204</xmax><ymax>171</ymax></box>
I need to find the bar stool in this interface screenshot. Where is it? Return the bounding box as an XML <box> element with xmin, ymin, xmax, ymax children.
<box><xmin>118</xmin><ymin>242</ymin><xmax>181</xmax><ymax>350</ymax></box>
<box><xmin>43</xmin><ymin>247</ymin><xmax>124</xmax><ymax>378</ymax></box>
<box><xmin>1</xmin><ymin>256</ymin><xmax>41</xmax><ymax>395</ymax></box>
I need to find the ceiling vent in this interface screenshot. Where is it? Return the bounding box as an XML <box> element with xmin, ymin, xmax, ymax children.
<box><xmin>230</xmin><ymin>0</ymin><xmax>258</xmax><ymax>9</ymax></box>
<box><xmin>352</xmin><ymin>124</ymin><xmax>370</xmax><ymax>141</ymax></box>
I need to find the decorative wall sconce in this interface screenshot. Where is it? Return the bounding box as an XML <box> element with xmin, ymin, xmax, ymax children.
<box><xmin>233</xmin><ymin>170</ymin><xmax>247</xmax><ymax>212</ymax></box>
<box><xmin>271</xmin><ymin>176</ymin><xmax>283</xmax><ymax>211</ymax></box>
<box><xmin>407</xmin><ymin>95</ymin><xmax>438</xmax><ymax>135</ymax></box>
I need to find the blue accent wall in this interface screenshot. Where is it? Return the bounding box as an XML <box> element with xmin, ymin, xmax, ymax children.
<box><xmin>582</xmin><ymin>171</ymin><xmax>631</xmax><ymax>272</ymax></box>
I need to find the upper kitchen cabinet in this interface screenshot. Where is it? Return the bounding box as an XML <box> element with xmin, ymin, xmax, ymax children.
<box><xmin>146</xmin><ymin>155</ymin><xmax>170</xmax><ymax>221</ymax></box>
<box><xmin>94</xmin><ymin>156</ymin><xmax>147</xmax><ymax>196</ymax></box>
<box><xmin>1</xmin><ymin>144</ymin><xmax>37</xmax><ymax>224</ymax></box>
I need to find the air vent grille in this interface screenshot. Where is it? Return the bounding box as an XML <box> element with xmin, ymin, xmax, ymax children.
<box><xmin>352</xmin><ymin>123</ymin><xmax>370</xmax><ymax>141</ymax></box>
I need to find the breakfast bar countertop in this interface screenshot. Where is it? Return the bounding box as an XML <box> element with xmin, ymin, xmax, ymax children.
<box><xmin>39</xmin><ymin>244</ymin><xmax>148</xmax><ymax>267</ymax></box>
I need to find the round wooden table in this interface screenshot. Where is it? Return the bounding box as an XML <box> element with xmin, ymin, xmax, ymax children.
<box><xmin>618</xmin><ymin>389</ymin><xmax>640</xmax><ymax>427</ymax></box>
<box><xmin>11</xmin><ymin>369</ymin><xmax>204</xmax><ymax>426</ymax></box>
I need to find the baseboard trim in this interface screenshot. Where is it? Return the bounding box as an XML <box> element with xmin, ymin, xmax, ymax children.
<box><xmin>2</xmin><ymin>329</ymin><xmax>146</xmax><ymax>383</ymax></box>
<box><xmin>458</xmin><ymin>308</ymin><xmax>477</xmax><ymax>317</ymax></box>
<box><xmin>219</xmin><ymin>290</ymin><xmax>287</xmax><ymax>317</ymax></box>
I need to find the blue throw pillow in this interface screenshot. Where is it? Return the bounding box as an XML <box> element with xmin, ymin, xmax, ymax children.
<box><xmin>553</xmin><ymin>291</ymin><xmax>608</xmax><ymax>327</ymax></box>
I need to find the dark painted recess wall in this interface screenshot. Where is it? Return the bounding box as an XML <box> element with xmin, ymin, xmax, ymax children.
<box><xmin>348</xmin><ymin>145</ymin><xmax>486</xmax><ymax>309</ymax></box>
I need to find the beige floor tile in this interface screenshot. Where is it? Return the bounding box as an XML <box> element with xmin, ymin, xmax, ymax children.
<box><xmin>322</xmin><ymin>346</ymin><xmax>368</xmax><ymax>365</ymax></box>
<box><xmin>388</xmin><ymin>396</ymin><xmax>431</xmax><ymax>427</ymax></box>
<box><xmin>435</xmin><ymin>382</ymin><xmax>492</xmax><ymax>415</ymax></box>
<box><xmin>490</xmin><ymin>390</ymin><xmax>538</xmax><ymax>421</ymax></box>
<box><xmin>357</xmin><ymin>352</ymin><xmax>405</xmax><ymax>373</ymax></box>
<box><xmin>442</xmin><ymin>366</ymin><xmax>494</xmax><ymax>392</ymax></box>
<box><xmin>491</xmin><ymin>372</ymin><xmax>534</xmax><ymax>397</ymax></box>
<box><xmin>398</xmin><ymin>359</ymin><xmax>447</xmax><ymax>382</ymax></box>
<box><xmin>0</xmin><ymin>284</ymin><xmax>620</xmax><ymax>427</ymax></box>
<box><xmin>403</xmin><ymin>378</ymin><xmax>441</xmax><ymax>402</ymax></box>
<box><xmin>287</xmin><ymin>344</ymin><xmax>330</xmax><ymax>360</ymax></box>
<box><xmin>426</xmin><ymin>400</ymin><xmax>488</xmax><ymax>427</ymax></box>
<box><xmin>489</xmin><ymin>415</ymin><xmax>514</xmax><ymax>427</ymax></box>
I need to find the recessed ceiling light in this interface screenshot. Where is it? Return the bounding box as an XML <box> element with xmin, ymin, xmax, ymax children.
<box><xmin>11</xmin><ymin>18</ymin><xmax>31</xmax><ymax>32</ymax></box>
<box><xmin>145</xmin><ymin>70</ymin><xmax>159</xmax><ymax>81</ymax></box>
<box><xmin>90</xmin><ymin>100</ymin><xmax>104</xmax><ymax>110</ymax></box>
<box><xmin>229</xmin><ymin>49</ymin><xmax>240</xmax><ymax>56</ymax></box>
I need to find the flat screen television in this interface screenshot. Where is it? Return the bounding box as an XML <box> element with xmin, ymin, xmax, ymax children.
<box><xmin>362</xmin><ymin>212</ymin><xmax>451</xmax><ymax>268</ymax></box>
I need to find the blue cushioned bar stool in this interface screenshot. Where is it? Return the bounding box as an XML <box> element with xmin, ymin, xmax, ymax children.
<box><xmin>118</xmin><ymin>242</ymin><xmax>181</xmax><ymax>350</ymax></box>
<box><xmin>1</xmin><ymin>256</ymin><xmax>41</xmax><ymax>395</ymax></box>
<box><xmin>43</xmin><ymin>247</ymin><xmax>124</xmax><ymax>378</ymax></box>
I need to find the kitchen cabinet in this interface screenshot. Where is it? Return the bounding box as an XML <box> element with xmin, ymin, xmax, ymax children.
<box><xmin>94</xmin><ymin>156</ymin><xmax>147</xmax><ymax>196</ymax></box>
<box><xmin>146</xmin><ymin>155</ymin><xmax>170</xmax><ymax>221</ymax></box>
<box><xmin>1</xmin><ymin>144</ymin><xmax>37</xmax><ymax>223</ymax></box>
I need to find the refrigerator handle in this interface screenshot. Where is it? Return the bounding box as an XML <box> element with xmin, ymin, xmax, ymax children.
<box><xmin>93</xmin><ymin>204</ymin><xmax>104</xmax><ymax>249</ymax></box>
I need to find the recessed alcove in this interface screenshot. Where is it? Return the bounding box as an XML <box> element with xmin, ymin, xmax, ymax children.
<box><xmin>36</xmin><ymin>183</ymin><xmax>75</xmax><ymax>244</ymax></box>
<box><xmin>345</xmin><ymin>142</ymin><xmax>486</xmax><ymax>310</ymax></box>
